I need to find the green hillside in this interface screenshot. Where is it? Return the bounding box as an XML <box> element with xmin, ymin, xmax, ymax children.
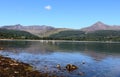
<box><xmin>85</xmin><ymin>30</ymin><xmax>120</xmax><ymax>41</ymax></box>
<box><xmin>48</xmin><ymin>30</ymin><xmax>120</xmax><ymax>41</ymax></box>
<box><xmin>0</xmin><ymin>28</ymin><xmax>120</xmax><ymax>41</ymax></box>
<box><xmin>0</xmin><ymin>28</ymin><xmax>40</xmax><ymax>39</ymax></box>
<box><xmin>36</xmin><ymin>28</ymin><xmax>70</xmax><ymax>37</ymax></box>
<box><xmin>48</xmin><ymin>30</ymin><xmax>85</xmax><ymax>40</ymax></box>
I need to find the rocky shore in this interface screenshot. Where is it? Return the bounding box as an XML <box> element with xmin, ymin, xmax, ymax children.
<box><xmin>0</xmin><ymin>55</ymin><xmax>59</xmax><ymax>77</ymax></box>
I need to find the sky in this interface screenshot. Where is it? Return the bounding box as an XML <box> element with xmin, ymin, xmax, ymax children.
<box><xmin>0</xmin><ymin>0</ymin><xmax>120</xmax><ymax>29</ymax></box>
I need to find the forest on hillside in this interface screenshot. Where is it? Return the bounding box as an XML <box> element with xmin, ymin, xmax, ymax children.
<box><xmin>0</xmin><ymin>29</ymin><xmax>120</xmax><ymax>41</ymax></box>
<box><xmin>47</xmin><ymin>30</ymin><xmax>120</xmax><ymax>41</ymax></box>
<box><xmin>0</xmin><ymin>29</ymin><xmax>40</xmax><ymax>39</ymax></box>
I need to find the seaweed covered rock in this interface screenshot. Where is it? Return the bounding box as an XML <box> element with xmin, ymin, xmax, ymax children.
<box><xmin>66</xmin><ymin>64</ymin><xmax>78</xmax><ymax>72</ymax></box>
<box><xmin>0</xmin><ymin>55</ymin><xmax>59</xmax><ymax>77</ymax></box>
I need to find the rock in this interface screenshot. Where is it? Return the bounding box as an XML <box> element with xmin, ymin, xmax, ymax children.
<box><xmin>78</xmin><ymin>72</ymin><xmax>85</xmax><ymax>76</ymax></box>
<box><xmin>81</xmin><ymin>60</ymin><xmax>86</xmax><ymax>64</ymax></box>
<box><xmin>14</xmin><ymin>71</ymin><xmax>19</xmax><ymax>74</ymax></box>
<box><xmin>56</xmin><ymin>64</ymin><xmax>61</xmax><ymax>70</ymax></box>
<box><xmin>0</xmin><ymin>48</ymin><xmax>3</xmax><ymax>50</ymax></box>
<box><xmin>66</xmin><ymin>64</ymin><xmax>78</xmax><ymax>72</ymax></box>
<box><xmin>82</xmin><ymin>62</ymin><xmax>85</xmax><ymax>64</ymax></box>
<box><xmin>10</xmin><ymin>63</ymin><xmax>19</xmax><ymax>66</ymax></box>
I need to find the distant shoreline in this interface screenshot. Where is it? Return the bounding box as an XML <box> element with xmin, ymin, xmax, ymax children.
<box><xmin>0</xmin><ymin>39</ymin><xmax>120</xmax><ymax>43</ymax></box>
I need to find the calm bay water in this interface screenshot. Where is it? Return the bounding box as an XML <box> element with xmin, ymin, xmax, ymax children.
<box><xmin>0</xmin><ymin>40</ymin><xmax>120</xmax><ymax>77</ymax></box>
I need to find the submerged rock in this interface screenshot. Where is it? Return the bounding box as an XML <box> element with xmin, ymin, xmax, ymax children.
<box><xmin>81</xmin><ymin>60</ymin><xmax>86</xmax><ymax>64</ymax></box>
<box><xmin>66</xmin><ymin>64</ymin><xmax>78</xmax><ymax>72</ymax></box>
<box><xmin>56</xmin><ymin>64</ymin><xmax>61</xmax><ymax>70</ymax></box>
<box><xmin>78</xmin><ymin>72</ymin><xmax>85</xmax><ymax>76</ymax></box>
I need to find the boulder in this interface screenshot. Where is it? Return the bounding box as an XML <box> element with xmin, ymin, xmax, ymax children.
<box><xmin>66</xmin><ymin>64</ymin><xmax>78</xmax><ymax>72</ymax></box>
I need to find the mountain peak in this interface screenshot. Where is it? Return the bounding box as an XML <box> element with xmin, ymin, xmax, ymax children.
<box><xmin>15</xmin><ymin>24</ymin><xmax>22</xmax><ymax>26</ymax></box>
<box><xmin>95</xmin><ymin>21</ymin><xmax>104</xmax><ymax>24</ymax></box>
<box><xmin>92</xmin><ymin>21</ymin><xmax>106</xmax><ymax>27</ymax></box>
<box><xmin>2</xmin><ymin>24</ymin><xmax>23</xmax><ymax>29</ymax></box>
<box><xmin>81</xmin><ymin>21</ymin><xmax>110</xmax><ymax>32</ymax></box>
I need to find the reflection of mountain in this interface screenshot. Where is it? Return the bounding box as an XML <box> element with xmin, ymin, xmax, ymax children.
<box><xmin>0</xmin><ymin>41</ymin><xmax>59</xmax><ymax>54</ymax></box>
<box><xmin>0</xmin><ymin>41</ymin><xmax>32</xmax><ymax>54</ymax></box>
<box><xmin>84</xmin><ymin>50</ymin><xmax>108</xmax><ymax>61</ymax></box>
<box><xmin>0</xmin><ymin>41</ymin><xmax>31</xmax><ymax>49</ymax></box>
<box><xmin>26</xmin><ymin>41</ymin><xmax>120</xmax><ymax>56</ymax></box>
<box><xmin>55</xmin><ymin>42</ymin><xmax>120</xmax><ymax>53</ymax></box>
<box><xmin>52</xmin><ymin>42</ymin><xmax>120</xmax><ymax>60</ymax></box>
<box><xmin>0</xmin><ymin>41</ymin><xmax>120</xmax><ymax>60</ymax></box>
<box><xmin>24</xmin><ymin>41</ymin><xmax>60</xmax><ymax>54</ymax></box>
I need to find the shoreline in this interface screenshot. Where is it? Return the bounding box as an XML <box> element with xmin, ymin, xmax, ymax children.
<box><xmin>0</xmin><ymin>55</ymin><xmax>59</xmax><ymax>77</ymax></box>
<box><xmin>0</xmin><ymin>39</ymin><xmax>120</xmax><ymax>43</ymax></box>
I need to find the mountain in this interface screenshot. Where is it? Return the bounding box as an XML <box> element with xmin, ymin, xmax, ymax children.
<box><xmin>1</xmin><ymin>21</ymin><xmax>120</xmax><ymax>39</ymax></box>
<box><xmin>2</xmin><ymin>24</ymin><xmax>55</xmax><ymax>30</ymax></box>
<box><xmin>80</xmin><ymin>21</ymin><xmax>120</xmax><ymax>32</ymax></box>
<box><xmin>1</xmin><ymin>24</ymin><xmax>70</xmax><ymax>37</ymax></box>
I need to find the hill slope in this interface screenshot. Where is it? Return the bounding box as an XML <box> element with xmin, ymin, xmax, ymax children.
<box><xmin>0</xmin><ymin>28</ymin><xmax>40</xmax><ymax>39</ymax></box>
<box><xmin>48</xmin><ymin>30</ymin><xmax>120</xmax><ymax>41</ymax></box>
<box><xmin>48</xmin><ymin>30</ymin><xmax>85</xmax><ymax>40</ymax></box>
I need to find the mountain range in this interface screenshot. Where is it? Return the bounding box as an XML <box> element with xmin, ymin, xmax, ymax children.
<box><xmin>1</xmin><ymin>24</ymin><xmax>69</xmax><ymax>37</ymax></box>
<box><xmin>0</xmin><ymin>21</ymin><xmax>120</xmax><ymax>38</ymax></box>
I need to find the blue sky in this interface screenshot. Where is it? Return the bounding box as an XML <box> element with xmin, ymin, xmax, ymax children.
<box><xmin>0</xmin><ymin>0</ymin><xmax>120</xmax><ymax>29</ymax></box>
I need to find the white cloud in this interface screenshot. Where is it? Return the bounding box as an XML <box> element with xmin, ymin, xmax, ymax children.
<box><xmin>44</xmin><ymin>5</ymin><xmax>52</xmax><ymax>10</ymax></box>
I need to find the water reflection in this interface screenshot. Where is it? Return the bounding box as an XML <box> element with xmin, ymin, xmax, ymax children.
<box><xmin>0</xmin><ymin>41</ymin><xmax>120</xmax><ymax>62</ymax></box>
<box><xmin>0</xmin><ymin>40</ymin><xmax>120</xmax><ymax>77</ymax></box>
<box><xmin>0</xmin><ymin>40</ymin><xmax>30</xmax><ymax>48</ymax></box>
<box><xmin>1</xmin><ymin>41</ymin><xmax>120</xmax><ymax>54</ymax></box>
